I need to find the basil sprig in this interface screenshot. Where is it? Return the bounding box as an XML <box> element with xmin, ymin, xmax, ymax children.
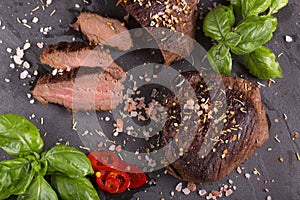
<box><xmin>203</xmin><ymin>0</ymin><xmax>288</xmax><ymax>79</ymax></box>
<box><xmin>0</xmin><ymin>114</ymin><xmax>99</xmax><ymax>200</ymax></box>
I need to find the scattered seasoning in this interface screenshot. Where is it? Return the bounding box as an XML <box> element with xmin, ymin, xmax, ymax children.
<box><xmin>182</xmin><ymin>188</ymin><xmax>190</xmax><ymax>195</ymax></box>
<box><xmin>279</xmin><ymin>157</ymin><xmax>284</xmax><ymax>163</ymax></box>
<box><xmin>236</xmin><ymin>166</ymin><xmax>242</xmax><ymax>174</ymax></box>
<box><xmin>274</xmin><ymin>135</ymin><xmax>281</xmax><ymax>143</ymax></box>
<box><xmin>274</xmin><ymin>118</ymin><xmax>279</xmax><ymax>123</ymax></box>
<box><xmin>295</xmin><ymin>152</ymin><xmax>300</xmax><ymax>161</ymax></box>
<box><xmin>198</xmin><ymin>189</ymin><xmax>207</xmax><ymax>197</ymax></box>
<box><xmin>257</xmin><ymin>81</ymin><xmax>266</xmax><ymax>87</ymax></box>
<box><xmin>175</xmin><ymin>182</ymin><xmax>182</xmax><ymax>192</ymax></box>
<box><xmin>245</xmin><ymin>173</ymin><xmax>251</xmax><ymax>179</ymax></box>
<box><xmin>285</xmin><ymin>35</ymin><xmax>293</xmax><ymax>43</ymax></box>
<box><xmin>267</xmin><ymin>195</ymin><xmax>272</xmax><ymax>200</ymax></box>
<box><xmin>292</xmin><ymin>132</ymin><xmax>299</xmax><ymax>140</ymax></box>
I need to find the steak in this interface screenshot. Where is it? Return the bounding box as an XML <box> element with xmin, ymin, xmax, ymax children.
<box><xmin>40</xmin><ymin>41</ymin><xmax>125</xmax><ymax>80</ymax></box>
<box><xmin>117</xmin><ymin>0</ymin><xmax>198</xmax><ymax>65</ymax></box>
<box><xmin>70</xmin><ymin>12</ymin><xmax>133</xmax><ymax>51</ymax></box>
<box><xmin>162</xmin><ymin>71</ymin><xmax>269</xmax><ymax>183</ymax></box>
<box><xmin>32</xmin><ymin>69</ymin><xmax>124</xmax><ymax>112</ymax></box>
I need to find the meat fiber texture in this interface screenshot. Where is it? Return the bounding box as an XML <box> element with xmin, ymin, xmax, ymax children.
<box><xmin>118</xmin><ymin>0</ymin><xmax>198</xmax><ymax>65</ymax></box>
<box><xmin>162</xmin><ymin>71</ymin><xmax>269</xmax><ymax>183</ymax></box>
<box><xmin>32</xmin><ymin>69</ymin><xmax>124</xmax><ymax>112</ymax></box>
<box><xmin>70</xmin><ymin>12</ymin><xmax>133</xmax><ymax>51</ymax></box>
<box><xmin>40</xmin><ymin>41</ymin><xmax>125</xmax><ymax>80</ymax></box>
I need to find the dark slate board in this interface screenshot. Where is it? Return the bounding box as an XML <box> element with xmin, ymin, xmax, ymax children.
<box><xmin>0</xmin><ymin>0</ymin><xmax>299</xmax><ymax>200</ymax></box>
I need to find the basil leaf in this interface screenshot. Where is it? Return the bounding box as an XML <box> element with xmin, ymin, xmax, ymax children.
<box><xmin>245</xmin><ymin>46</ymin><xmax>282</xmax><ymax>79</ymax></box>
<box><xmin>231</xmin><ymin>16</ymin><xmax>275</xmax><ymax>55</ymax></box>
<box><xmin>0</xmin><ymin>158</ymin><xmax>35</xmax><ymax>199</ymax></box>
<box><xmin>224</xmin><ymin>32</ymin><xmax>241</xmax><ymax>48</ymax></box>
<box><xmin>51</xmin><ymin>175</ymin><xmax>100</xmax><ymax>200</ymax></box>
<box><xmin>44</xmin><ymin>145</ymin><xmax>94</xmax><ymax>178</ymax></box>
<box><xmin>268</xmin><ymin>0</ymin><xmax>289</xmax><ymax>15</ymax></box>
<box><xmin>230</xmin><ymin>0</ymin><xmax>241</xmax><ymax>12</ymax></box>
<box><xmin>208</xmin><ymin>44</ymin><xmax>232</xmax><ymax>75</ymax></box>
<box><xmin>241</xmin><ymin>0</ymin><xmax>272</xmax><ymax>18</ymax></box>
<box><xmin>17</xmin><ymin>175</ymin><xmax>58</xmax><ymax>200</ymax></box>
<box><xmin>0</xmin><ymin>114</ymin><xmax>44</xmax><ymax>157</ymax></box>
<box><xmin>203</xmin><ymin>5</ymin><xmax>235</xmax><ymax>41</ymax></box>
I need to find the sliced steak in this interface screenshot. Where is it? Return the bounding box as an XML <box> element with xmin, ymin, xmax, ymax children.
<box><xmin>162</xmin><ymin>71</ymin><xmax>269</xmax><ymax>183</ymax></box>
<box><xmin>32</xmin><ymin>69</ymin><xmax>124</xmax><ymax>112</ymax></box>
<box><xmin>40</xmin><ymin>41</ymin><xmax>125</xmax><ymax>80</ymax></box>
<box><xmin>118</xmin><ymin>0</ymin><xmax>198</xmax><ymax>65</ymax></box>
<box><xmin>70</xmin><ymin>12</ymin><xmax>133</xmax><ymax>51</ymax></box>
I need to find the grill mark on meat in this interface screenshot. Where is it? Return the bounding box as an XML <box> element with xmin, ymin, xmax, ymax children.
<box><xmin>70</xmin><ymin>12</ymin><xmax>133</xmax><ymax>51</ymax></box>
<box><xmin>40</xmin><ymin>41</ymin><xmax>125</xmax><ymax>80</ymax></box>
<box><xmin>118</xmin><ymin>0</ymin><xmax>198</xmax><ymax>65</ymax></box>
<box><xmin>162</xmin><ymin>71</ymin><xmax>269</xmax><ymax>183</ymax></box>
<box><xmin>32</xmin><ymin>69</ymin><xmax>124</xmax><ymax>112</ymax></box>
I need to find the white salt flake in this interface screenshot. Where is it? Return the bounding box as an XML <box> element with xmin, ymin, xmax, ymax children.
<box><xmin>29</xmin><ymin>99</ymin><xmax>35</xmax><ymax>104</ymax></box>
<box><xmin>182</xmin><ymin>188</ymin><xmax>190</xmax><ymax>195</ymax></box>
<box><xmin>13</xmin><ymin>55</ymin><xmax>23</xmax><ymax>65</ymax></box>
<box><xmin>109</xmin><ymin>144</ymin><xmax>116</xmax><ymax>151</ymax></box>
<box><xmin>175</xmin><ymin>182</ymin><xmax>182</xmax><ymax>192</ymax></box>
<box><xmin>33</xmin><ymin>70</ymin><xmax>38</xmax><ymax>76</ymax></box>
<box><xmin>37</xmin><ymin>42</ymin><xmax>44</xmax><ymax>49</ymax></box>
<box><xmin>20</xmin><ymin>70</ymin><xmax>28</xmax><ymax>79</ymax></box>
<box><xmin>46</xmin><ymin>0</ymin><xmax>52</xmax><ymax>6</ymax></box>
<box><xmin>23</xmin><ymin>61</ymin><xmax>30</xmax><ymax>69</ymax></box>
<box><xmin>16</xmin><ymin>48</ymin><xmax>24</xmax><ymax>57</ymax></box>
<box><xmin>75</xmin><ymin>4</ymin><xmax>80</xmax><ymax>8</ymax></box>
<box><xmin>4</xmin><ymin>78</ymin><xmax>10</xmax><ymax>83</ymax></box>
<box><xmin>6</xmin><ymin>48</ymin><xmax>12</xmax><ymax>53</ymax></box>
<box><xmin>199</xmin><ymin>189</ymin><xmax>207</xmax><ymax>197</ymax></box>
<box><xmin>32</xmin><ymin>17</ymin><xmax>39</xmax><ymax>23</ymax></box>
<box><xmin>267</xmin><ymin>195</ymin><xmax>272</xmax><ymax>200</ymax></box>
<box><xmin>9</xmin><ymin>63</ymin><xmax>15</xmax><ymax>69</ymax></box>
<box><xmin>23</xmin><ymin>42</ymin><xmax>31</xmax><ymax>50</ymax></box>
<box><xmin>225</xmin><ymin>189</ymin><xmax>233</xmax><ymax>197</ymax></box>
<box><xmin>245</xmin><ymin>173</ymin><xmax>251</xmax><ymax>179</ymax></box>
<box><xmin>285</xmin><ymin>35</ymin><xmax>293</xmax><ymax>43</ymax></box>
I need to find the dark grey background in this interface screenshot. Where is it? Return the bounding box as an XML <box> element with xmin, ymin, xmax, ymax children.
<box><xmin>0</xmin><ymin>0</ymin><xmax>299</xmax><ymax>199</ymax></box>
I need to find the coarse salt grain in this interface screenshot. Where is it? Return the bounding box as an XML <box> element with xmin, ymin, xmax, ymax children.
<box><xmin>52</xmin><ymin>69</ymin><xmax>58</xmax><ymax>76</ymax></box>
<box><xmin>175</xmin><ymin>182</ymin><xmax>182</xmax><ymax>192</ymax></box>
<box><xmin>6</xmin><ymin>48</ymin><xmax>12</xmax><ymax>53</ymax></box>
<box><xmin>20</xmin><ymin>70</ymin><xmax>28</xmax><ymax>79</ymax></box>
<box><xmin>199</xmin><ymin>189</ymin><xmax>207</xmax><ymax>197</ymax></box>
<box><xmin>4</xmin><ymin>78</ymin><xmax>10</xmax><ymax>83</ymax></box>
<box><xmin>23</xmin><ymin>42</ymin><xmax>31</xmax><ymax>50</ymax></box>
<box><xmin>46</xmin><ymin>0</ymin><xmax>52</xmax><ymax>5</ymax></box>
<box><xmin>108</xmin><ymin>144</ymin><xmax>116</xmax><ymax>151</ymax></box>
<box><xmin>37</xmin><ymin>42</ymin><xmax>44</xmax><ymax>49</ymax></box>
<box><xmin>29</xmin><ymin>99</ymin><xmax>35</xmax><ymax>104</ymax></box>
<box><xmin>13</xmin><ymin>55</ymin><xmax>23</xmax><ymax>65</ymax></box>
<box><xmin>182</xmin><ymin>188</ymin><xmax>190</xmax><ymax>195</ymax></box>
<box><xmin>9</xmin><ymin>63</ymin><xmax>15</xmax><ymax>69</ymax></box>
<box><xmin>225</xmin><ymin>189</ymin><xmax>233</xmax><ymax>197</ymax></box>
<box><xmin>23</xmin><ymin>61</ymin><xmax>30</xmax><ymax>69</ymax></box>
<box><xmin>267</xmin><ymin>195</ymin><xmax>272</xmax><ymax>200</ymax></box>
<box><xmin>285</xmin><ymin>35</ymin><xmax>293</xmax><ymax>43</ymax></box>
<box><xmin>32</xmin><ymin>17</ymin><xmax>39</xmax><ymax>23</ymax></box>
<box><xmin>245</xmin><ymin>173</ymin><xmax>251</xmax><ymax>179</ymax></box>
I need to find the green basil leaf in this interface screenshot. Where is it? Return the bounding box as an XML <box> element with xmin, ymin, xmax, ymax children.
<box><xmin>31</xmin><ymin>159</ymin><xmax>48</xmax><ymax>176</ymax></box>
<box><xmin>44</xmin><ymin>145</ymin><xmax>94</xmax><ymax>178</ymax></box>
<box><xmin>17</xmin><ymin>175</ymin><xmax>58</xmax><ymax>200</ymax></box>
<box><xmin>230</xmin><ymin>0</ymin><xmax>242</xmax><ymax>12</ymax></box>
<box><xmin>268</xmin><ymin>0</ymin><xmax>289</xmax><ymax>15</ymax></box>
<box><xmin>208</xmin><ymin>44</ymin><xmax>232</xmax><ymax>75</ymax></box>
<box><xmin>241</xmin><ymin>0</ymin><xmax>272</xmax><ymax>18</ymax></box>
<box><xmin>51</xmin><ymin>175</ymin><xmax>100</xmax><ymax>200</ymax></box>
<box><xmin>0</xmin><ymin>114</ymin><xmax>44</xmax><ymax>157</ymax></box>
<box><xmin>203</xmin><ymin>5</ymin><xmax>235</xmax><ymax>41</ymax></box>
<box><xmin>0</xmin><ymin>158</ymin><xmax>35</xmax><ymax>199</ymax></box>
<box><xmin>224</xmin><ymin>32</ymin><xmax>241</xmax><ymax>48</ymax></box>
<box><xmin>231</xmin><ymin>16</ymin><xmax>275</xmax><ymax>55</ymax></box>
<box><xmin>245</xmin><ymin>46</ymin><xmax>282</xmax><ymax>79</ymax></box>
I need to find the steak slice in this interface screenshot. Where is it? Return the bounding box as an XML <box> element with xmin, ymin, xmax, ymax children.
<box><xmin>32</xmin><ymin>69</ymin><xmax>124</xmax><ymax>112</ymax></box>
<box><xmin>162</xmin><ymin>71</ymin><xmax>269</xmax><ymax>183</ymax></box>
<box><xmin>40</xmin><ymin>41</ymin><xmax>125</xmax><ymax>80</ymax></box>
<box><xmin>70</xmin><ymin>12</ymin><xmax>133</xmax><ymax>51</ymax></box>
<box><xmin>117</xmin><ymin>0</ymin><xmax>198</xmax><ymax>65</ymax></box>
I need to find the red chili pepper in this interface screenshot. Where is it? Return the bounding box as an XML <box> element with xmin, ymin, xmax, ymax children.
<box><xmin>117</xmin><ymin>160</ymin><xmax>147</xmax><ymax>189</ymax></box>
<box><xmin>95</xmin><ymin>166</ymin><xmax>130</xmax><ymax>194</ymax></box>
<box><xmin>88</xmin><ymin>150</ymin><xmax>119</xmax><ymax>170</ymax></box>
